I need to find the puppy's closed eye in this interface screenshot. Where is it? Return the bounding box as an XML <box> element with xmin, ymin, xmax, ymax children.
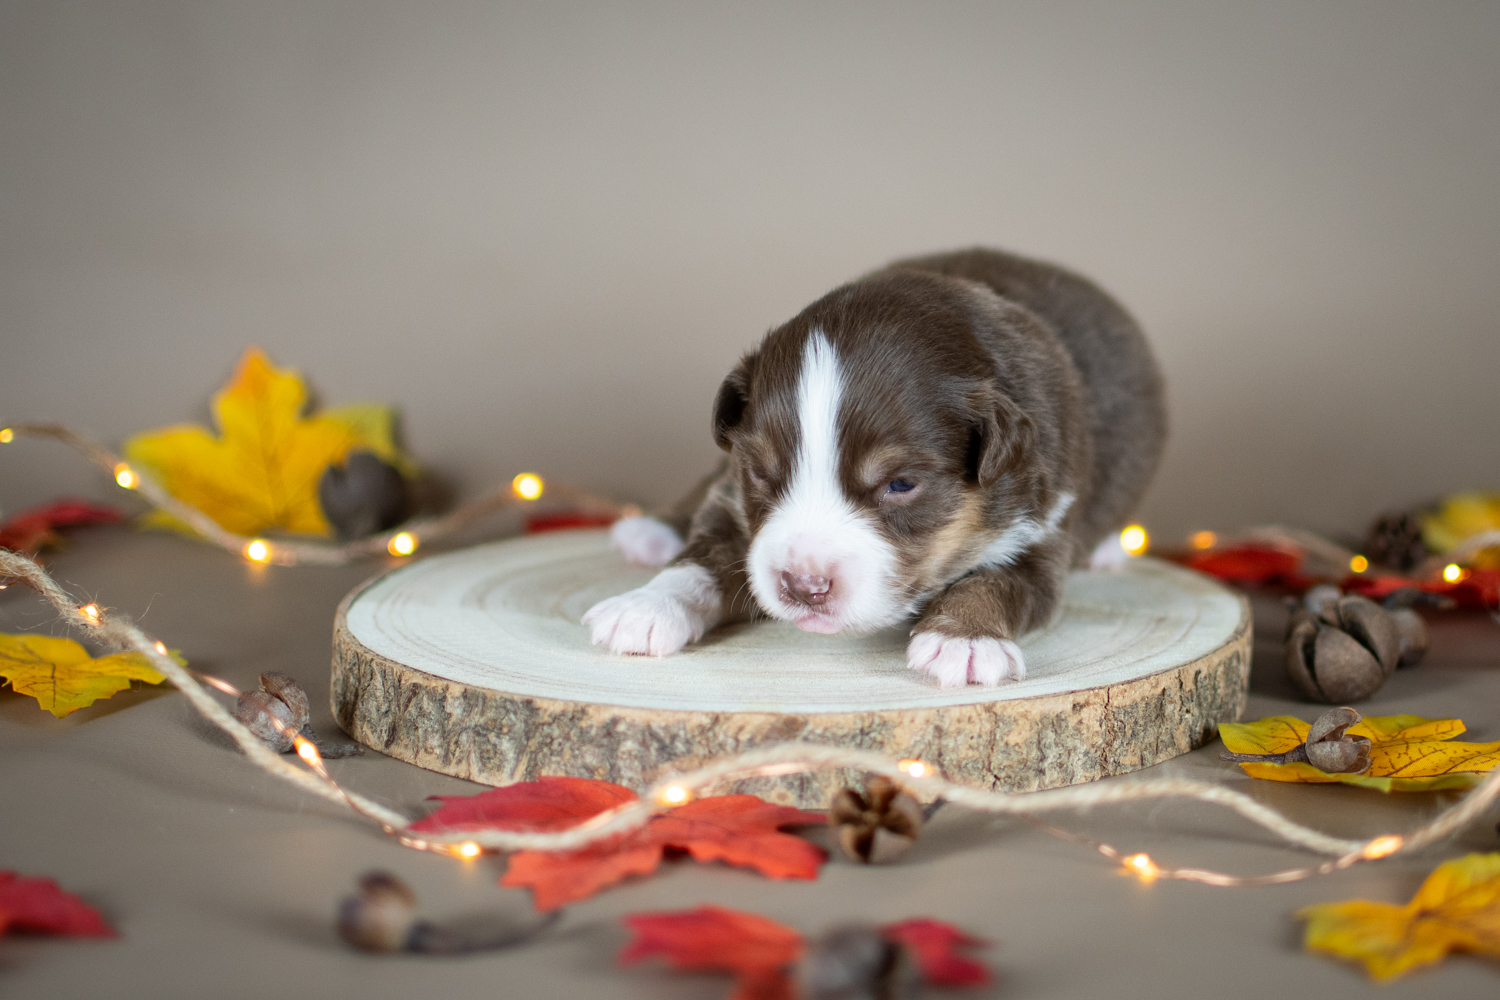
<box><xmin>879</xmin><ymin>477</ymin><xmax>921</xmax><ymax>506</ymax></box>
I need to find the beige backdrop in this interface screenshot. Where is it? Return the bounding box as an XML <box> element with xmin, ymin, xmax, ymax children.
<box><xmin>3</xmin><ymin>1</ymin><xmax>1497</xmax><ymax>543</ymax></box>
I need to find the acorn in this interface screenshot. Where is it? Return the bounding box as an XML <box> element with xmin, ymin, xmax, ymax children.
<box><xmin>318</xmin><ymin>451</ymin><xmax>411</xmax><ymax>540</ymax></box>
<box><xmin>234</xmin><ymin>672</ymin><xmax>364</xmax><ymax>758</ymax></box>
<box><xmin>1285</xmin><ymin>592</ymin><xmax>1400</xmax><ymax>703</ymax></box>
<box><xmin>829</xmin><ymin>776</ymin><xmax>924</xmax><ymax>864</ymax></box>
<box><xmin>1220</xmin><ymin>705</ymin><xmax>1372</xmax><ymax>774</ymax></box>
<box><xmin>1380</xmin><ymin>587</ymin><xmax>1452</xmax><ymax>669</ymax></box>
<box><xmin>793</xmin><ymin>924</ymin><xmax>919</xmax><ymax>1000</ymax></box>
<box><xmin>336</xmin><ymin>871</ymin><xmax>561</xmax><ymax>956</ymax></box>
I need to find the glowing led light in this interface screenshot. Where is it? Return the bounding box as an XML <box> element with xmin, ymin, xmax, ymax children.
<box><xmin>897</xmin><ymin>758</ymin><xmax>929</xmax><ymax>778</ymax></box>
<box><xmin>1361</xmin><ymin>835</ymin><xmax>1403</xmax><ymax>860</ymax></box>
<box><xmin>1124</xmin><ymin>853</ymin><xmax>1160</xmax><ymax>882</ymax></box>
<box><xmin>387</xmin><ymin>532</ymin><xmax>418</xmax><ymax>557</ymax></box>
<box><xmin>244</xmin><ymin>539</ymin><xmax>271</xmax><ymax>563</ymax></box>
<box><xmin>1120</xmin><ymin>525</ymin><xmax>1149</xmax><ymax>556</ymax></box>
<box><xmin>295</xmin><ymin>737</ymin><xmax>322</xmax><ymax>765</ymax></box>
<box><xmin>1349</xmin><ymin>555</ymin><xmax>1369</xmax><ymax>574</ymax></box>
<box><xmin>512</xmin><ymin>473</ymin><xmax>544</xmax><ymax>500</ymax></box>
<box><xmin>79</xmin><ymin>603</ymin><xmax>102</xmax><ymax>625</ymax></box>
<box><xmin>154</xmin><ymin>641</ymin><xmax>168</xmax><ymax>655</ymax></box>
<box><xmin>1190</xmin><ymin>531</ymin><xmax>1217</xmax><ymax>550</ymax></box>
<box><xmin>114</xmin><ymin>463</ymin><xmax>137</xmax><ymax>489</ymax></box>
<box><xmin>455</xmin><ymin>841</ymin><xmax>483</xmax><ymax>859</ymax></box>
<box><xmin>0</xmin><ymin>428</ymin><xmax>12</xmax><ymax>443</ymax></box>
<box><xmin>657</xmin><ymin>783</ymin><xmax>691</xmax><ymax>806</ymax></box>
<box><xmin>1443</xmin><ymin>563</ymin><xmax>1464</xmax><ymax>583</ymax></box>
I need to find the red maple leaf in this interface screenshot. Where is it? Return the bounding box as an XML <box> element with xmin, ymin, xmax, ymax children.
<box><xmin>0</xmin><ymin>499</ymin><xmax>122</xmax><ymax>557</ymax></box>
<box><xmin>1344</xmin><ymin>568</ymin><xmax>1500</xmax><ymax>613</ymax></box>
<box><xmin>0</xmin><ymin>871</ymin><xmax>115</xmax><ymax>937</ymax></box>
<box><xmin>883</xmin><ymin>918</ymin><xmax>991</xmax><ymax>986</ymax></box>
<box><xmin>621</xmin><ymin>906</ymin><xmax>802</xmax><ymax>1000</ymax></box>
<box><xmin>1176</xmin><ymin>545</ymin><xmax>1308</xmax><ymax>588</ymax></box>
<box><xmin>408</xmin><ymin>776</ymin><xmax>826</xmax><ymax>910</ymax></box>
<box><xmin>620</xmin><ymin>907</ymin><xmax>990</xmax><ymax>999</ymax></box>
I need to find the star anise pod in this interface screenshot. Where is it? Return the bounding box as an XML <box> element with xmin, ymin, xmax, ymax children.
<box><xmin>829</xmin><ymin>776</ymin><xmax>924</xmax><ymax>864</ymax></box>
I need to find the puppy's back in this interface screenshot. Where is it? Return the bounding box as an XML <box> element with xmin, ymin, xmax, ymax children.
<box><xmin>882</xmin><ymin>248</ymin><xmax>1167</xmax><ymax>555</ymax></box>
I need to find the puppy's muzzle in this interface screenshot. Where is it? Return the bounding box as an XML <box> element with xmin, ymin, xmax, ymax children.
<box><xmin>781</xmin><ymin>571</ymin><xmax>832</xmax><ymax>608</ymax></box>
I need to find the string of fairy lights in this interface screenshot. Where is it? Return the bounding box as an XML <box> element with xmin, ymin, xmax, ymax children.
<box><xmin>2</xmin><ymin>423</ymin><xmax>1499</xmax><ymax>887</ymax></box>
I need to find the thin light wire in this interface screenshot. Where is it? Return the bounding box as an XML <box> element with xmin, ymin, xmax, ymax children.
<box><xmin>5</xmin><ymin>549</ymin><xmax>1499</xmax><ymax>882</ymax></box>
<box><xmin>2</xmin><ymin>423</ymin><xmax>630</xmax><ymax>566</ymax></box>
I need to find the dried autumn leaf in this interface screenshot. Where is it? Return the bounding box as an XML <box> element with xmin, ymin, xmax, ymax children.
<box><xmin>409</xmin><ymin>776</ymin><xmax>825</xmax><ymax>910</ymax></box>
<box><xmin>123</xmin><ymin>348</ymin><xmax>410</xmax><ymax>538</ymax></box>
<box><xmin>0</xmin><ymin>499</ymin><xmax>122</xmax><ymax>556</ymax></box>
<box><xmin>1220</xmin><ymin>713</ymin><xmax>1499</xmax><ymax>792</ymax></box>
<box><xmin>0</xmin><ymin>633</ymin><xmax>183</xmax><ymax>718</ymax></box>
<box><xmin>0</xmin><ymin>871</ymin><xmax>116</xmax><ymax>937</ymax></box>
<box><xmin>1178</xmin><ymin>544</ymin><xmax>1308</xmax><ymax>587</ymax></box>
<box><xmin>882</xmin><ymin>918</ymin><xmax>991</xmax><ymax>986</ymax></box>
<box><xmin>1298</xmin><ymin>852</ymin><xmax>1500</xmax><ymax>980</ymax></box>
<box><xmin>621</xmin><ymin>906</ymin><xmax>803</xmax><ymax>1000</ymax></box>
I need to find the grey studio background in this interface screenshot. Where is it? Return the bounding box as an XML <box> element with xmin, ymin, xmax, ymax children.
<box><xmin>2</xmin><ymin>1</ymin><xmax>1498</xmax><ymax>541</ymax></box>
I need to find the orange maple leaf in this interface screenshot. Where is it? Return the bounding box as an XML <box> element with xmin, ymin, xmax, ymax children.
<box><xmin>621</xmin><ymin>906</ymin><xmax>803</xmax><ymax>1000</ymax></box>
<box><xmin>408</xmin><ymin>776</ymin><xmax>826</xmax><ymax>910</ymax></box>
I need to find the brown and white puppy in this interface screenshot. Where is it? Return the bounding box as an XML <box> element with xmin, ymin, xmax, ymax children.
<box><xmin>583</xmin><ymin>248</ymin><xmax>1166</xmax><ymax>686</ymax></box>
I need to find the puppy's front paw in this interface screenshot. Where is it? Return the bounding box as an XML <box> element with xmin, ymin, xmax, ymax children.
<box><xmin>610</xmin><ymin>516</ymin><xmax>684</xmax><ymax>567</ymax></box>
<box><xmin>581</xmin><ymin>565</ymin><xmax>722</xmax><ymax>657</ymax></box>
<box><xmin>905</xmin><ymin>632</ymin><xmax>1025</xmax><ymax>687</ymax></box>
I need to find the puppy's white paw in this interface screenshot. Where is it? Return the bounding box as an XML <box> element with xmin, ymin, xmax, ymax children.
<box><xmin>1089</xmin><ymin>534</ymin><xmax>1129</xmax><ymax>571</ymax></box>
<box><xmin>905</xmin><ymin>632</ymin><xmax>1025</xmax><ymax>687</ymax></box>
<box><xmin>582</xmin><ymin>565</ymin><xmax>721</xmax><ymax>657</ymax></box>
<box><xmin>610</xmin><ymin>516</ymin><xmax>685</xmax><ymax>567</ymax></box>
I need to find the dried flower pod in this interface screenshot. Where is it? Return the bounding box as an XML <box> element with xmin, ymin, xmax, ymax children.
<box><xmin>1221</xmin><ymin>706</ymin><xmax>1372</xmax><ymax>774</ymax></box>
<box><xmin>829</xmin><ymin>776</ymin><xmax>924</xmax><ymax>864</ymax></box>
<box><xmin>336</xmin><ymin>870</ymin><xmax>560</xmax><ymax>956</ymax></box>
<box><xmin>794</xmin><ymin>924</ymin><xmax>919</xmax><ymax>1000</ymax></box>
<box><xmin>234</xmin><ymin>672</ymin><xmax>364</xmax><ymax>757</ymax></box>
<box><xmin>1362</xmin><ymin>511</ymin><xmax>1429</xmax><ymax>573</ymax></box>
<box><xmin>1285</xmin><ymin>593</ymin><xmax>1399</xmax><ymax>703</ymax></box>
<box><xmin>338</xmin><ymin>872</ymin><xmax>419</xmax><ymax>953</ymax></box>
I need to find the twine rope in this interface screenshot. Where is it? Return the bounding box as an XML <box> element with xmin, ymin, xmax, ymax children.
<box><xmin>5</xmin><ymin>549</ymin><xmax>1499</xmax><ymax>875</ymax></box>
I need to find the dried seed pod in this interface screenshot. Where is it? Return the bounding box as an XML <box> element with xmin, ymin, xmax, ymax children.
<box><xmin>1219</xmin><ymin>706</ymin><xmax>1372</xmax><ymax>774</ymax></box>
<box><xmin>319</xmin><ymin>451</ymin><xmax>411</xmax><ymax>540</ymax></box>
<box><xmin>794</xmin><ymin>924</ymin><xmax>918</xmax><ymax>1000</ymax></box>
<box><xmin>829</xmin><ymin>776</ymin><xmax>924</xmax><ymax>864</ymax></box>
<box><xmin>234</xmin><ymin>671</ymin><xmax>311</xmax><ymax>752</ymax></box>
<box><xmin>1285</xmin><ymin>593</ymin><xmax>1400</xmax><ymax>703</ymax></box>
<box><xmin>338</xmin><ymin>872</ymin><xmax>419</xmax><ymax>953</ymax></box>
<box><xmin>234</xmin><ymin>672</ymin><xmax>364</xmax><ymax>757</ymax></box>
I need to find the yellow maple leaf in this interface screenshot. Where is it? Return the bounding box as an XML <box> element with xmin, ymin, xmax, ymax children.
<box><xmin>0</xmin><ymin>633</ymin><xmax>183</xmax><ymax>718</ymax></box>
<box><xmin>1422</xmin><ymin>492</ymin><xmax>1500</xmax><ymax>568</ymax></box>
<box><xmin>1219</xmin><ymin>714</ymin><xmax>1499</xmax><ymax>792</ymax></box>
<box><xmin>1299</xmin><ymin>852</ymin><xmax>1500</xmax><ymax>979</ymax></box>
<box><xmin>123</xmin><ymin>348</ymin><xmax>412</xmax><ymax>538</ymax></box>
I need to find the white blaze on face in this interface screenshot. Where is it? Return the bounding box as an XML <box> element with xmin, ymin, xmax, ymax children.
<box><xmin>747</xmin><ymin>331</ymin><xmax>903</xmax><ymax>633</ymax></box>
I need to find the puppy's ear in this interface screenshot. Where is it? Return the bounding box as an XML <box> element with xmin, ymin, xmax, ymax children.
<box><xmin>972</xmin><ymin>385</ymin><xmax>1034</xmax><ymax>487</ymax></box>
<box><xmin>711</xmin><ymin>351</ymin><xmax>758</xmax><ymax>451</ymax></box>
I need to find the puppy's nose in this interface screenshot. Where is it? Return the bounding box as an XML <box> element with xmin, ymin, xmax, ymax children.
<box><xmin>782</xmin><ymin>572</ymin><xmax>832</xmax><ymax>607</ymax></box>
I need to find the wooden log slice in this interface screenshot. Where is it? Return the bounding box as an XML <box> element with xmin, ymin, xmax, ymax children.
<box><xmin>332</xmin><ymin>531</ymin><xmax>1250</xmax><ymax>808</ymax></box>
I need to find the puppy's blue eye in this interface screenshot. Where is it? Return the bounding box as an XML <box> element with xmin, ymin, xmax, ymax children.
<box><xmin>887</xmin><ymin>479</ymin><xmax>916</xmax><ymax>494</ymax></box>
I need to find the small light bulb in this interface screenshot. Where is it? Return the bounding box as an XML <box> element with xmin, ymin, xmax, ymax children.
<box><xmin>456</xmin><ymin>841</ymin><xmax>482</xmax><ymax>859</ymax></box>
<box><xmin>1124</xmin><ymin>853</ymin><xmax>1160</xmax><ymax>882</ymax></box>
<box><xmin>154</xmin><ymin>641</ymin><xmax>168</xmax><ymax>655</ymax></box>
<box><xmin>1361</xmin><ymin>834</ymin><xmax>1403</xmax><ymax>860</ymax></box>
<box><xmin>0</xmin><ymin>428</ymin><xmax>12</xmax><ymax>443</ymax></box>
<box><xmin>295</xmin><ymin>737</ymin><xmax>322</xmax><ymax>765</ymax></box>
<box><xmin>1443</xmin><ymin>563</ymin><xmax>1463</xmax><ymax>583</ymax></box>
<box><xmin>79</xmin><ymin>603</ymin><xmax>102</xmax><ymax>625</ymax></box>
<box><xmin>387</xmin><ymin>532</ymin><xmax>418</xmax><ymax>556</ymax></box>
<box><xmin>1349</xmin><ymin>555</ymin><xmax>1369</xmax><ymax>574</ymax></box>
<box><xmin>512</xmin><ymin>473</ymin><xmax>544</xmax><ymax>500</ymax></box>
<box><xmin>657</xmin><ymin>783</ymin><xmax>691</xmax><ymax>806</ymax></box>
<box><xmin>244</xmin><ymin>539</ymin><xmax>271</xmax><ymax>563</ymax></box>
<box><xmin>1120</xmin><ymin>525</ymin><xmax>1148</xmax><ymax>556</ymax></box>
<box><xmin>113</xmin><ymin>463</ymin><xmax>137</xmax><ymax>489</ymax></box>
<box><xmin>1190</xmin><ymin>530</ymin><xmax>1217</xmax><ymax>550</ymax></box>
<box><xmin>897</xmin><ymin>758</ymin><xmax>929</xmax><ymax>778</ymax></box>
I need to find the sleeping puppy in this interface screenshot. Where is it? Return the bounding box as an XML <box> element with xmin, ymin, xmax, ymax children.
<box><xmin>583</xmin><ymin>248</ymin><xmax>1166</xmax><ymax>686</ymax></box>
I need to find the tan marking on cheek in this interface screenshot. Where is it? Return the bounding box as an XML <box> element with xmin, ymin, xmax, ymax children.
<box><xmin>912</xmin><ymin>492</ymin><xmax>988</xmax><ymax>589</ymax></box>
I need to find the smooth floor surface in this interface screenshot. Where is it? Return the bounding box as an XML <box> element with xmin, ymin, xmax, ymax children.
<box><xmin>2</xmin><ymin>525</ymin><xmax>1499</xmax><ymax>998</ymax></box>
